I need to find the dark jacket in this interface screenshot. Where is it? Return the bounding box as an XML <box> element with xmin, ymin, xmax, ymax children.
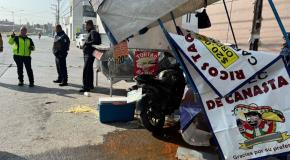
<box><xmin>53</xmin><ymin>31</ymin><xmax>70</xmax><ymax>57</ymax></box>
<box><xmin>83</xmin><ymin>29</ymin><xmax>101</xmax><ymax>56</ymax></box>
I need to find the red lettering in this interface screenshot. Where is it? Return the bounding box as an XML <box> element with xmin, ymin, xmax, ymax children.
<box><xmin>268</xmin><ymin>79</ymin><xmax>277</xmax><ymax>90</ymax></box>
<box><xmin>241</xmin><ymin>88</ymin><xmax>253</xmax><ymax>99</ymax></box>
<box><xmin>253</xmin><ymin>85</ymin><xmax>263</xmax><ymax>96</ymax></box>
<box><xmin>235</xmin><ymin>70</ymin><xmax>245</xmax><ymax>80</ymax></box>
<box><xmin>185</xmin><ymin>34</ymin><xmax>194</xmax><ymax>42</ymax></box>
<box><xmin>277</xmin><ymin>76</ymin><xmax>289</xmax><ymax>88</ymax></box>
<box><xmin>187</xmin><ymin>43</ymin><xmax>198</xmax><ymax>52</ymax></box>
<box><xmin>191</xmin><ymin>54</ymin><xmax>201</xmax><ymax>62</ymax></box>
<box><xmin>209</xmin><ymin>67</ymin><xmax>218</xmax><ymax>77</ymax></box>
<box><xmin>201</xmin><ymin>63</ymin><xmax>209</xmax><ymax>70</ymax></box>
<box><xmin>234</xmin><ymin>92</ymin><xmax>244</xmax><ymax>102</ymax></box>
<box><xmin>262</xmin><ymin>82</ymin><xmax>269</xmax><ymax>93</ymax></box>
<box><xmin>215</xmin><ymin>98</ymin><xmax>223</xmax><ymax>108</ymax></box>
<box><xmin>230</xmin><ymin>71</ymin><xmax>235</xmax><ymax>80</ymax></box>
<box><xmin>220</xmin><ymin>71</ymin><xmax>228</xmax><ymax>80</ymax></box>
<box><xmin>225</xmin><ymin>96</ymin><xmax>234</xmax><ymax>104</ymax></box>
<box><xmin>206</xmin><ymin>100</ymin><xmax>216</xmax><ymax>110</ymax></box>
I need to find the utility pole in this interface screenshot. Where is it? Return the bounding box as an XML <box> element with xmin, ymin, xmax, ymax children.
<box><xmin>249</xmin><ymin>0</ymin><xmax>264</xmax><ymax>51</ymax></box>
<box><xmin>11</xmin><ymin>11</ymin><xmax>15</xmax><ymax>31</ymax></box>
<box><xmin>51</xmin><ymin>0</ymin><xmax>61</xmax><ymax>25</ymax></box>
<box><xmin>51</xmin><ymin>4</ymin><xmax>57</xmax><ymax>25</ymax></box>
<box><xmin>57</xmin><ymin>0</ymin><xmax>61</xmax><ymax>24</ymax></box>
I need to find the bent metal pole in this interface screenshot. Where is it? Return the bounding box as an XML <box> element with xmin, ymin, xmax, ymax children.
<box><xmin>268</xmin><ymin>0</ymin><xmax>290</xmax><ymax>48</ymax></box>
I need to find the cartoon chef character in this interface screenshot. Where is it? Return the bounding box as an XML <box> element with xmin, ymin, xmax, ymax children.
<box><xmin>233</xmin><ymin>104</ymin><xmax>285</xmax><ymax>139</ymax></box>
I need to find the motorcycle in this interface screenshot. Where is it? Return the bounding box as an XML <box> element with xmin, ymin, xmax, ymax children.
<box><xmin>132</xmin><ymin>55</ymin><xmax>186</xmax><ymax>132</ymax></box>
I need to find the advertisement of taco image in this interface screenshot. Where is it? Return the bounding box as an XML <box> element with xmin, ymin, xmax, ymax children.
<box><xmin>233</xmin><ymin>104</ymin><xmax>289</xmax><ymax>149</ymax></box>
<box><xmin>134</xmin><ymin>51</ymin><xmax>158</xmax><ymax>76</ymax></box>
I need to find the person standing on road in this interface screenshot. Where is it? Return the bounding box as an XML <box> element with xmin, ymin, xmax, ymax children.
<box><xmin>79</xmin><ymin>20</ymin><xmax>101</xmax><ymax>92</ymax></box>
<box><xmin>53</xmin><ymin>25</ymin><xmax>70</xmax><ymax>86</ymax></box>
<box><xmin>38</xmin><ymin>32</ymin><xmax>42</xmax><ymax>40</ymax></box>
<box><xmin>8</xmin><ymin>26</ymin><xmax>35</xmax><ymax>87</ymax></box>
<box><xmin>0</xmin><ymin>33</ymin><xmax>3</xmax><ymax>52</ymax></box>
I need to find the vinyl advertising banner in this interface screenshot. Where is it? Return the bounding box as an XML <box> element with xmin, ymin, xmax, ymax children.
<box><xmin>168</xmin><ymin>32</ymin><xmax>290</xmax><ymax>160</ymax></box>
<box><xmin>134</xmin><ymin>51</ymin><xmax>158</xmax><ymax>76</ymax></box>
<box><xmin>169</xmin><ymin>33</ymin><xmax>280</xmax><ymax>97</ymax></box>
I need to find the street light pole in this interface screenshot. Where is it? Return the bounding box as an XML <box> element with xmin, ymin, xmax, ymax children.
<box><xmin>57</xmin><ymin>0</ymin><xmax>61</xmax><ymax>24</ymax></box>
<box><xmin>12</xmin><ymin>11</ymin><xmax>15</xmax><ymax>31</ymax></box>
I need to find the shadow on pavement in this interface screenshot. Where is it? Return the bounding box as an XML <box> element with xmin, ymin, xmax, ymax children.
<box><xmin>0</xmin><ymin>151</ymin><xmax>27</xmax><ymax>160</ymax></box>
<box><xmin>93</xmin><ymin>86</ymin><xmax>127</xmax><ymax>96</ymax></box>
<box><xmin>69</xmin><ymin>83</ymin><xmax>128</xmax><ymax>97</ymax></box>
<box><xmin>0</xmin><ymin>82</ymin><xmax>77</xmax><ymax>98</ymax></box>
<box><xmin>102</xmin><ymin>119</ymin><xmax>144</xmax><ymax>130</ymax></box>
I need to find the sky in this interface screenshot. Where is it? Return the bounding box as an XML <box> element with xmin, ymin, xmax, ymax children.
<box><xmin>0</xmin><ymin>0</ymin><xmax>69</xmax><ymax>25</ymax></box>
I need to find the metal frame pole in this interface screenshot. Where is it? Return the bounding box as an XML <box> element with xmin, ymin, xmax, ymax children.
<box><xmin>249</xmin><ymin>0</ymin><xmax>263</xmax><ymax>51</ymax></box>
<box><xmin>222</xmin><ymin>0</ymin><xmax>238</xmax><ymax>49</ymax></box>
<box><xmin>268</xmin><ymin>0</ymin><xmax>290</xmax><ymax>47</ymax></box>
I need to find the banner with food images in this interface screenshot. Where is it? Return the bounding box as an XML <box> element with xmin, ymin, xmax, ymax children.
<box><xmin>134</xmin><ymin>51</ymin><xmax>158</xmax><ymax>76</ymax></box>
<box><xmin>168</xmin><ymin>32</ymin><xmax>290</xmax><ymax>160</ymax></box>
<box><xmin>169</xmin><ymin>33</ymin><xmax>280</xmax><ymax>97</ymax></box>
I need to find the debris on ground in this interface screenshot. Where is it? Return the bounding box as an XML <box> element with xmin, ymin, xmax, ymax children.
<box><xmin>176</xmin><ymin>146</ymin><xmax>218</xmax><ymax>160</ymax></box>
<box><xmin>55</xmin><ymin>105</ymin><xmax>98</xmax><ymax>115</ymax></box>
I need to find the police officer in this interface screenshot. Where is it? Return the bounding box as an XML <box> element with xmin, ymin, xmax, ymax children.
<box><xmin>53</xmin><ymin>24</ymin><xmax>70</xmax><ymax>86</ymax></box>
<box><xmin>8</xmin><ymin>26</ymin><xmax>35</xmax><ymax>87</ymax></box>
<box><xmin>79</xmin><ymin>20</ymin><xmax>101</xmax><ymax>92</ymax></box>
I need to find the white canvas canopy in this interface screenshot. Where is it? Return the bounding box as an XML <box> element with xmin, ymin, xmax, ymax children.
<box><xmin>90</xmin><ymin>0</ymin><xmax>220</xmax><ymax>43</ymax></box>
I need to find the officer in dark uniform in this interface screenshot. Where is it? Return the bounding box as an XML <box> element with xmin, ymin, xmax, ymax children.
<box><xmin>79</xmin><ymin>20</ymin><xmax>101</xmax><ymax>92</ymax></box>
<box><xmin>53</xmin><ymin>25</ymin><xmax>70</xmax><ymax>86</ymax></box>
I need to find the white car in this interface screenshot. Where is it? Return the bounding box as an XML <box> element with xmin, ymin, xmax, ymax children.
<box><xmin>76</xmin><ymin>33</ymin><xmax>88</xmax><ymax>49</ymax></box>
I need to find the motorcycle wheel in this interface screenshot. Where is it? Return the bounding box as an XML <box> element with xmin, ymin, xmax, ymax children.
<box><xmin>138</xmin><ymin>96</ymin><xmax>165</xmax><ymax>132</ymax></box>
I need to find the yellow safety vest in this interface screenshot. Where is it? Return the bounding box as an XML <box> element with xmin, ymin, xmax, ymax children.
<box><xmin>8</xmin><ymin>36</ymin><xmax>35</xmax><ymax>56</ymax></box>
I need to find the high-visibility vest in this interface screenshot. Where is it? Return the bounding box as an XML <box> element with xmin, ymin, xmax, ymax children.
<box><xmin>8</xmin><ymin>36</ymin><xmax>35</xmax><ymax>56</ymax></box>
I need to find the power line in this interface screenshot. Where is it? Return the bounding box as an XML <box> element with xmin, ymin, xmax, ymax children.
<box><xmin>51</xmin><ymin>0</ymin><xmax>62</xmax><ymax>25</ymax></box>
<box><xmin>61</xmin><ymin>0</ymin><xmax>83</xmax><ymax>17</ymax></box>
<box><xmin>61</xmin><ymin>6</ymin><xmax>70</xmax><ymax>15</ymax></box>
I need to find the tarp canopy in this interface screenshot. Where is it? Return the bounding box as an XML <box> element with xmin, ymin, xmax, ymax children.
<box><xmin>90</xmin><ymin>0</ymin><xmax>220</xmax><ymax>43</ymax></box>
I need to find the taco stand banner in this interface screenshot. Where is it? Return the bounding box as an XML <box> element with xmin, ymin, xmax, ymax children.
<box><xmin>168</xmin><ymin>32</ymin><xmax>290</xmax><ymax>160</ymax></box>
<box><xmin>169</xmin><ymin>33</ymin><xmax>280</xmax><ymax>97</ymax></box>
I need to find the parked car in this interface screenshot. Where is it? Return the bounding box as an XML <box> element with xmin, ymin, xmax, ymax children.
<box><xmin>76</xmin><ymin>33</ymin><xmax>88</xmax><ymax>49</ymax></box>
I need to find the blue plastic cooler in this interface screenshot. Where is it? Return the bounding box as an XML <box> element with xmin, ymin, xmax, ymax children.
<box><xmin>98</xmin><ymin>97</ymin><xmax>136</xmax><ymax>123</ymax></box>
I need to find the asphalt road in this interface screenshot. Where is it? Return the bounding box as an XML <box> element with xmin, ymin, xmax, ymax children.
<box><xmin>0</xmin><ymin>36</ymin><xmax>220</xmax><ymax>160</ymax></box>
<box><xmin>0</xmin><ymin>36</ymin><xmax>136</xmax><ymax>159</ymax></box>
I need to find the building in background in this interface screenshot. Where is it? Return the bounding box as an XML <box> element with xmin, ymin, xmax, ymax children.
<box><xmin>62</xmin><ymin>0</ymin><xmax>97</xmax><ymax>41</ymax></box>
<box><xmin>200</xmin><ymin>0</ymin><xmax>290</xmax><ymax>52</ymax></box>
<box><xmin>0</xmin><ymin>19</ymin><xmax>53</xmax><ymax>35</ymax></box>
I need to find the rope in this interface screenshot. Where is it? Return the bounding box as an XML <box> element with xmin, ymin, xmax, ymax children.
<box><xmin>222</xmin><ymin>0</ymin><xmax>239</xmax><ymax>48</ymax></box>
